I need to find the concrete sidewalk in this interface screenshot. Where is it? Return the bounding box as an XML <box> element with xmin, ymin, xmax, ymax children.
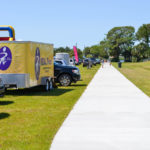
<box><xmin>50</xmin><ymin>63</ymin><xmax>150</xmax><ymax>150</ymax></box>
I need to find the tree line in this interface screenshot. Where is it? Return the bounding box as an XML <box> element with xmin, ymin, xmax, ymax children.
<box><xmin>84</xmin><ymin>23</ymin><xmax>150</xmax><ymax>62</ymax></box>
<box><xmin>54</xmin><ymin>23</ymin><xmax>150</xmax><ymax>62</ymax></box>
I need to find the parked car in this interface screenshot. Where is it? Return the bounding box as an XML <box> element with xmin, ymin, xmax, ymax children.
<box><xmin>75</xmin><ymin>60</ymin><xmax>79</xmax><ymax>65</ymax></box>
<box><xmin>83</xmin><ymin>58</ymin><xmax>92</xmax><ymax>67</ymax></box>
<box><xmin>90</xmin><ymin>58</ymin><xmax>97</xmax><ymax>66</ymax></box>
<box><xmin>54</xmin><ymin>62</ymin><xmax>81</xmax><ymax>86</ymax></box>
<box><xmin>83</xmin><ymin>59</ymin><xmax>89</xmax><ymax>67</ymax></box>
<box><xmin>75</xmin><ymin>58</ymin><xmax>82</xmax><ymax>65</ymax></box>
<box><xmin>96</xmin><ymin>58</ymin><xmax>101</xmax><ymax>64</ymax></box>
<box><xmin>0</xmin><ymin>78</ymin><xmax>5</xmax><ymax>96</ymax></box>
<box><xmin>55</xmin><ymin>60</ymin><xmax>67</xmax><ymax>66</ymax></box>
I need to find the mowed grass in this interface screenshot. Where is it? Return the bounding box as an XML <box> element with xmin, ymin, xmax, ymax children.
<box><xmin>0</xmin><ymin>65</ymin><xmax>100</xmax><ymax>150</ymax></box>
<box><xmin>113</xmin><ymin>61</ymin><xmax>150</xmax><ymax>97</ymax></box>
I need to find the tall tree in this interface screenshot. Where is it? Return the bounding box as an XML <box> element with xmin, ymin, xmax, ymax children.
<box><xmin>83</xmin><ymin>47</ymin><xmax>91</xmax><ymax>56</ymax></box>
<box><xmin>131</xmin><ymin>43</ymin><xmax>149</xmax><ymax>62</ymax></box>
<box><xmin>90</xmin><ymin>45</ymin><xmax>100</xmax><ymax>57</ymax></box>
<box><xmin>54</xmin><ymin>46</ymin><xmax>83</xmax><ymax>58</ymax></box>
<box><xmin>76</xmin><ymin>48</ymin><xmax>83</xmax><ymax>58</ymax></box>
<box><xmin>54</xmin><ymin>46</ymin><xmax>72</xmax><ymax>55</ymax></box>
<box><xmin>99</xmin><ymin>40</ymin><xmax>109</xmax><ymax>58</ymax></box>
<box><xmin>54</xmin><ymin>47</ymin><xmax>66</xmax><ymax>55</ymax></box>
<box><xmin>136</xmin><ymin>24</ymin><xmax>150</xmax><ymax>45</ymax></box>
<box><xmin>107</xmin><ymin>26</ymin><xmax>135</xmax><ymax>61</ymax></box>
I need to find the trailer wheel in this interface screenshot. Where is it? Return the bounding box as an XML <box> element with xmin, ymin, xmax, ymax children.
<box><xmin>45</xmin><ymin>80</ymin><xmax>50</xmax><ymax>91</ymax></box>
<box><xmin>0</xmin><ymin>92</ymin><xmax>5</xmax><ymax>97</ymax></box>
<box><xmin>49</xmin><ymin>80</ymin><xmax>53</xmax><ymax>90</ymax></box>
<box><xmin>58</xmin><ymin>74</ymin><xmax>72</xmax><ymax>86</ymax></box>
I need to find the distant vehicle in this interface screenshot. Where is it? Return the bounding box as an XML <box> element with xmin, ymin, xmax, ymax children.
<box><xmin>96</xmin><ymin>58</ymin><xmax>101</xmax><ymax>64</ymax></box>
<box><xmin>78</xmin><ymin>58</ymin><xmax>82</xmax><ymax>64</ymax></box>
<box><xmin>83</xmin><ymin>58</ymin><xmax>92</xmax><ymax>67</ymax></box>
<box><xmin>55</xmin><ymin>53</ymin><xmax>70</xmax><ymax>65</ymax></box>
<box><xmin>54</xmin><ymin>62</ymin><xmax>81</xmax><ymax>86</ymax></box>
<box><xmin>0</xmin><ymin>78</ymin><xmax>5</xmax><ymax>96</ymax></box>
<box><xmin>55</xmin><ymin>60</ymin><xmax>66</xmax><ymax>66</ymax></box>
<box><xmin>75</xmin><ymin>60</ymin><xmax>79</xmax><ymax>65</ymax></box>
<box><xmin>83</xmin><ymin>59</ymin><xmax>89</xmax><ymax>67</ymax></box>
<box><xmin>90</xmin><ymin>58</ymin><xmax>97</xmax><ymax>66</ymax></box>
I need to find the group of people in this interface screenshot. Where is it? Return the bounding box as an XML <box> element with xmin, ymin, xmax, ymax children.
<box><xmin>101</xmin><ymin>59</ymin><xmax>111</xmax><ymax>68</ymax></box>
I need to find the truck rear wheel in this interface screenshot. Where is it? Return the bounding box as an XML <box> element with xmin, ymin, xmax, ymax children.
<box><xmin>58</xmin><ymin>74</ymin><xmax>72</xmax><ymax>86</ymax></box>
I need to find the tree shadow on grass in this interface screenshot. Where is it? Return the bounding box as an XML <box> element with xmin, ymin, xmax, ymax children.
<box><xmin>0</xmin><ymin>101</ymin><xmax>14</xmax><ymax>105</ymax></box>
<box><xmin>0</xmin><ymin>113</ymin><xmax>10</xmax><ymax>120</ymax></box>
<box><xmin>5</xmin><ymin>87</ymin><xmax>74</xmax><ymax>96</ymax></box>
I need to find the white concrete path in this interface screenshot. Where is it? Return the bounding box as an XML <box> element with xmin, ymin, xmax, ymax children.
<box><xmin>50</xmin><ymin>63</ymin><xmax>150</xmax><ymax>150</ymax></box>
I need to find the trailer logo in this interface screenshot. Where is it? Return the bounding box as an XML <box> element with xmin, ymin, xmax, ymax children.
<box><xmin>0</xmin><ymin>46</ymin><xmax>12</xmax><ymax>70</ymax></box>
<box><xmin>35</xmin><ymin>48</ymin><xmax>40</xmax><ymax>80</ymax></box>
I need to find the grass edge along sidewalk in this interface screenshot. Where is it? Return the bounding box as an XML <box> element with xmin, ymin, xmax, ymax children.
<box><xmin>0</xmin><ymin>65</ymin><xmax>100</xmax><ymax>150</ymax></box>
<box><xmin>113</xmin><ymin>61</ymin><xmax>150</xmax><ymax>97</ymax></box>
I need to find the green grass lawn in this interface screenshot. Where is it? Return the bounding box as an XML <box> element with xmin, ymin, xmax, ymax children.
<box><xmin>0</xmin><ymin>65</ymin><xmax>100</xmax><ymax>150</ymax></box>
<box><xmin>113</xmin><ymin>61</ymin><xmax>150</xmax><ymax>97</ymax></box>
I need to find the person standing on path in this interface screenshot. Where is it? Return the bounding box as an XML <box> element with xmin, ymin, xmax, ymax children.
<box><xmin>87</xmin><ymin>58</ymin><xmax>92</xmax><ymax>69</ymax></box>
<box><xmin>101</xmin><ymin>59</ymin><xmax>104</xmax><ymax>68</ymax></box>
<box><xmin>108</xmin><ymin>59</ymin><xmax>111</xmax><ymax>66</ymax></box>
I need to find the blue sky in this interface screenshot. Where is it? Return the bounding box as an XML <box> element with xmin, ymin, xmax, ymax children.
<box><xmin>0</xmin><ymin>0</ymin><xmax>150</xmax><ymax>49</ymax></box>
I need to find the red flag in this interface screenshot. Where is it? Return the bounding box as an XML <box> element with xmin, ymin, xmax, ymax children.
<box><xmin>73</xmin><ymin>46</ymin><xmax>79</xmax><ymax>63</ymax></box>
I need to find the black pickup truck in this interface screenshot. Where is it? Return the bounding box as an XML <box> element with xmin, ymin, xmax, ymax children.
<box><xmin>54</xmin><ymin>62</ymin><xmax>81</xmax><ymax>86</ymax></box>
